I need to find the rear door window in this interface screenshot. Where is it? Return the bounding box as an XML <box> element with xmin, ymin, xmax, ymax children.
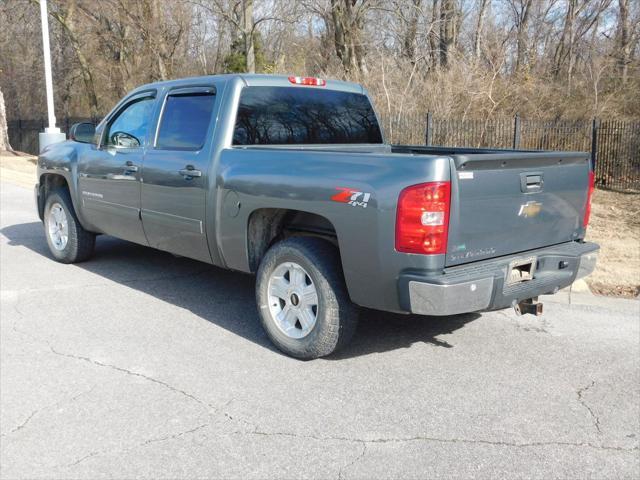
<box><xmin>156</xmin><ymin>92</ymin><xmax>216</xmax><ymax>150</ymax></box>
<box><xmin>233</xmin><ymin>86</ymin><xmax>383</xmax><ymax>145</ymax></box>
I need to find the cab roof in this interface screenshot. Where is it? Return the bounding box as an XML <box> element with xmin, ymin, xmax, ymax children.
<box><xmin>130</xmin><ymin>74</ymin><xmax>365</xmax><ymax>96</ymax></box>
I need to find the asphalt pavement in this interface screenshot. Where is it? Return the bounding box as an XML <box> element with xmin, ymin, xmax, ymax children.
<box><xmin>1</xmin><ymin>181</ymin><xmax>638</xmax><ymax>479</ymax></box>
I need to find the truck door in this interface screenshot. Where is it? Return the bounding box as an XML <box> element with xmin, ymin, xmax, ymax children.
<box><xmin>140</xmin><ymin>87</ymin><xmax>217</xmax><ymax>263</ymax></box>
<box><xmin>77</xmin><ymin>92</ymin><xmax>155</xmax><ymax>245</ymax></box>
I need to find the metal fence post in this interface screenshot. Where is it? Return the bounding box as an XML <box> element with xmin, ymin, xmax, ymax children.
<box><xmin>590</xmin><ymin>118</ymin><xmax>599</xmax><ymax>172</ymax></box>
<box><xmin>512</xmin><ymin>113</ymin><xmax>521</xmax><ymax>149</ymax></box>
<box><xmin>425</xmin><ymin>112</ymin><xmax>433</xmax><ymax>146</ymax></box>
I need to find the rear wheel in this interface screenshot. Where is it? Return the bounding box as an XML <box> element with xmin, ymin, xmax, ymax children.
<box><xmin>256</xmin><ymin>237</ymin><xmax>358</xmax><ymax>359</ymax></box>
<box><xmin>44</xmin><ymin>188</ymin><xmax>95</xmax><ymax>263</ymax></box>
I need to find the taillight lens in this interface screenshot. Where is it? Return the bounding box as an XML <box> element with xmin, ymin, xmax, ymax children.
<box><xmin>583</xmin><ymin>170</ymin><xmax>595</xmax><ymax>229</ymax></box>
<box><xmin>288</xmin><ymin>76</ymin><xmax>326</xmax><ymax>86</ymax></box>
<box><xmin>396</xmin><ymin>182</ymin><xmax>451</xmax><ymax>255</ymax></box>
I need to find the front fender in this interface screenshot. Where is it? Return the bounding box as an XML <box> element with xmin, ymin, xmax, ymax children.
<box><xmin>37</xmin><ymin>141</ymin><xmax>90</xmax><ymax>229</ymax></box>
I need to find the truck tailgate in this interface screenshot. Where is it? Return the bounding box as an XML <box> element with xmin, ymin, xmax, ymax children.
<box><xmin>446</xmin><ymin>152</ymin><xmax>591</xmax><ymax>267</ymax></box>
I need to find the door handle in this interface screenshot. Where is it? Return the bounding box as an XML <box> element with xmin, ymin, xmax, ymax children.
<box><xmin>520</xmin><ymin>172</ymin><xmax>543</xmax><ymax>192</ymax></box>
<box><xmin>123</xmin><ymin>162</ymin><xmax>139</xmax><ymax>173</ymax></box>
<box><xmin>179</xmin><ymin>167</ymin><xmax>202</xmax><ymax>178</ymax></box>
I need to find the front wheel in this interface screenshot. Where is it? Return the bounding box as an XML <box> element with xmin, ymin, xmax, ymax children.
<box><xmin>256</xmin><ymin>237</ymin><xmax>358</xmax><ymax>359</ymax></box>
<box><xmin>44</xmin><ymin>188</ymin><xmax>95</xmax><ymax>263</ymax></box>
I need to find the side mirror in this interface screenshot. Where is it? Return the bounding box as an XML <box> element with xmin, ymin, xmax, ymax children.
<box><xmin>69</xmin><ymin>122</ymin><xmax>96</xmax><ymax>144</ymax></box>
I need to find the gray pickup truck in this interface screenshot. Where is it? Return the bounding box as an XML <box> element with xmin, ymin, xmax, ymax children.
<box><xmin>35</xmin><ymin>74</ymin><xmax>598</xmax><ymax>358</ymax></box>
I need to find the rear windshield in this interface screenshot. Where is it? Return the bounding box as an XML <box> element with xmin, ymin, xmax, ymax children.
<box><xmin>233</xmin><ymin>86</ymin><xmax>383</xmax><ymax>145</ymax></box>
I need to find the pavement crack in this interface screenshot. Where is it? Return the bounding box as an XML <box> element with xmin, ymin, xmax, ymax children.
<box><xmin>577</xmin><ymin>381</ymin><xmax>602</xmax><ymax>435</ymax></box>
<box><xmin>338</xmin><ymin>441</ymin><xmax>367</xmax><ymax>480</ymax></box>
<box><xmin>48</xmin><ymin>345</ymin><xmax>209</xmax><ymax>408</ymax></box>
<box><xmin>140</xmin><ymin>423</ymin><xmax>209</xmax><ymax>446</ymax></box>
<box><xmin>241</xmin><ymin>429</ymin><xmax>637</xmax><ymax>453</ymax></box>
<box><xmin>64</xmin><ymin>423</ymin><xmax>210</xmax><ymax>469</ymax></box>
<box><xmin>1</xmin><ymin>386</ymin><xmax>95</xmax><ymax>440</ymax></box>
<box><xmin>12</xmin><ymin>304</ymin><xmax>219</xmax><ymax>420</ymax></box>
<box><xmin>11</xmin><ymin>296</ymin><xmax>216</xmax><ymax>415</ymax></box>
<box><xmin>66</xmin><ymin>451</ymin><xmax>100</xmax><ymax>468</ymax></box>
<box><xmin>2</xmin><ymin>410</ymin><xmax>38</xmax><ymax>436</ymax></box>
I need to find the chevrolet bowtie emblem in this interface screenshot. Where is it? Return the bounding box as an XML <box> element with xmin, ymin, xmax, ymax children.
<box><xmin>518</xmin><ymin>201</ymin><xmax>542</xmax><ymax>218</ymax></box>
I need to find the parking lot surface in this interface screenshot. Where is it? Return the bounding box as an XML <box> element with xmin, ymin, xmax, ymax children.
<box><xmin>1</xmin><ymin>181</ymin><xmax>639</xmax><ymax>479</ymax></box>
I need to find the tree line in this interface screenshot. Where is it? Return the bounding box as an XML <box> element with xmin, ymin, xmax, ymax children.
<box><xmin>0</xmin><ymin>0</ymin><xmax>638</xmax><ymax>131</ymax></box>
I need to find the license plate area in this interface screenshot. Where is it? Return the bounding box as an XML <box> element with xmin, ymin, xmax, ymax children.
<box><xmin>506</xmin><ymin>257</ymin><xmax>537</xmax><ymax>285</ymax></box>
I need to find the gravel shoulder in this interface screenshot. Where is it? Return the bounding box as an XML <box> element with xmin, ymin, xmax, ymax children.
<box><xmin>0</xmin><ymin>153</ymin><xmax>37</xmax><ymax>189</ymax></box>
<box><xmin>585</xmin><ymin>189</ymin><xmax>640</xmax><ymax>297</ymax></box>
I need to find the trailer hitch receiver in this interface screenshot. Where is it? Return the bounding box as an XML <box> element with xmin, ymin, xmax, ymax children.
<box><xmin>514</xmin><ymin>297</ymin><xmax>543</xmax><ymax>316</ymax></box>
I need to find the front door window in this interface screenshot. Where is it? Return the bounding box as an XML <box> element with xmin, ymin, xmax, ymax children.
<box><xmin>105</xmin><ymin>97</ymin><xmax>154</xmax><ymax>148</ymax></box>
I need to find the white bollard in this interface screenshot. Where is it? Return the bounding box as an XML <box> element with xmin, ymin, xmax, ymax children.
<box><xmin>39</xmin><ymin>130</ymin><xmax>67</xmax><ymax>153</ymax></box>
<box><xmin>38</xmin><ymin>0</ymin><xmax>67</xmax><ymax>153</ymax></box>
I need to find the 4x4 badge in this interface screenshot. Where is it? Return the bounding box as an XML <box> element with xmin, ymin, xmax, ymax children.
<box><xmin>331</xmin><ymin>188</ymin><xmax>371</xmax><ymax>208</ymax></box>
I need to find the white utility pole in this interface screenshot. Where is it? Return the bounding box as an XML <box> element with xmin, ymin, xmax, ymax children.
<box><xmin>38</xmin><ymin>0</ymin><xmax>66</xmax><ymax>152</ymax></box>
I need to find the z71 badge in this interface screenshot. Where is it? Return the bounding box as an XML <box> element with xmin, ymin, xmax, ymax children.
<box><xmin>331</xmin><ymin>187</ymin><xmax>371</xmax><ymax>208</ymax></box>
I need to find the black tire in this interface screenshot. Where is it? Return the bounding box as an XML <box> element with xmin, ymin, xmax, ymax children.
<box><xmin>43</xmin><ymin>188</ymin><xmax>95</xmax><ymax>263</ymax></box>
<box><xmin>256</xmin><ymin>237</ymin><xmax>358</xmax><ymax>359</ymax></box>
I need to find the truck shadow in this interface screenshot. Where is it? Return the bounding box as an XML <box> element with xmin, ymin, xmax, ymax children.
<box><xmin>2</xmin><ymin>221</ymin><xmax>480</xmax><ymax>360</ymax></box>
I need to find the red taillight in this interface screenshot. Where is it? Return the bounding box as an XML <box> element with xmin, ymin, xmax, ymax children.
<box><xmin>583</xmin><ymin>170</ymin><xmax>595</xmax><ymax>229</ymax></box>
<box><xmin>396</xmin><ymin>182</ymin><xmax>451</xmax><ymax>255</ymax></box>
<box><xmin>288</xmin><ymin>76</ymin><xmax>326</xmax><ymax>86</ymax></box>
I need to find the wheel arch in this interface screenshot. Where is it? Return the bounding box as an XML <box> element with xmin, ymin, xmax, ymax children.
<box><xmin>246</xmin><ymin>208</ymin><xmax>339</xmax><ymax>273</ymax></box>
<box><xmin>38</xmin><ymin>173</ymin><xmax>71</xmax><ymax>221</ymax></box>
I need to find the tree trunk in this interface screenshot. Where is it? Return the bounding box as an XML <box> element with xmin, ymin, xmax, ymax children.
<box><xmin>0</xmin><ymin>86</ymin><xmax>12</xmax><ymax>152</ymax></box>
<box><xmin>473</xmin><ymin>0</ymin><xmax>488</xmax><ymax>59</ymax></box>
<box><xmin>439</xmin><ymin>0</ymin><xmax>457</xmax><ymax>67</ymax></box>
<box><xmin>243</xmin><ymin>0</ymin><xmax>255</xmax><ymax>73</ymax></box>
<box><xmin>552</xmin><ymin>0</ymin><xmax>574</xmax><ymax>78</ymax></box>
<box><xmin>515</xmin><ymin>0</ymin><xmax>533</xmax><ymax>74</ymax></box>
<box><xmin>616</xmin><ymin>0</ymin><xmax>633</xmax><ymax>85</ymax></box>
<box><xmin>49</xmin><ymin>0</ymin><xmax>100</xmax><ymax>117</ymax></box>
<box><xmin>402</xmin><ymin>0</ymin><xmax>421</xmax><ymax>64</ymax></box>
<box><xmin>330</xmin><ymin>0</ymin><xmax>368</xmax><ymax>77</ymax></box>
<box><xmin>428</xmin><ymin>0</ymin><xmax>440</xmax><ymax>68</ymax></box>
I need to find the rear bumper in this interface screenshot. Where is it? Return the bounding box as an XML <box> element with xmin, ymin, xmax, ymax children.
<box><xmin>400</xmin><ymin>241</ymin><xmax>599</xmax><ymax>316</ymax></box>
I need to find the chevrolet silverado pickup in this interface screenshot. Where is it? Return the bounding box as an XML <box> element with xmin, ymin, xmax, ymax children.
<box><xmin>35</xmin><ymin>74</ymin><xmax>599</xmax><ymax>358</ymax></box>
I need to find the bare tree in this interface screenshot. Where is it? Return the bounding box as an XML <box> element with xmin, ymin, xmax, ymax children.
<box><xmin>439</xmin><ymin>0</ymin><xmax>458</xmax><ymax>67</ymax></box>
<box><xmin>615</xmin><ymin>0</ymin><xmax>638</xmax><ymax>85</ymax></box>
<box><xmin>504</xmin><ymin>0</ymin><xmax>533</xmax><ymax>73</ymax></box>
<box><xmin>474</xmin><ymin>0</ymin><xmax>489</xmax><ymax>59</ymax></box>
<box><xmin>38</xmin><ymin>0</ymin><xmax>101</xmax><ymax>116</ymax></box>
<box><xmin>553</xmin><ymin>0</ymin><xmax>611</xmax><ymax>88</ymax></box>
<box><xmin>1</xmin><ymin>0</ymin><xmax>639</xmax><ymax>136</ymax></box>
<box><xmin>121</xmin><ymin>0</ymin><xmax>189</xmax><ymax>81</ymax></box>
<box><xmin>330</xmin><ymin>0</ymin><xmax>371</xmax><ymax>76</ymax></box>
<box><xmin>428</xmin><ymin>0</ymin><xmax>439</xmax><ymax>68</ymax></box>
<box><xmin>200</xmin><ymin>0</ymin><xmax>269</xmax><ymax>73</ymax></box>
<box><xmin>401</xmin><ymin>0</ymin><xmax>422</xmax><ymax>64</ymax></box>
